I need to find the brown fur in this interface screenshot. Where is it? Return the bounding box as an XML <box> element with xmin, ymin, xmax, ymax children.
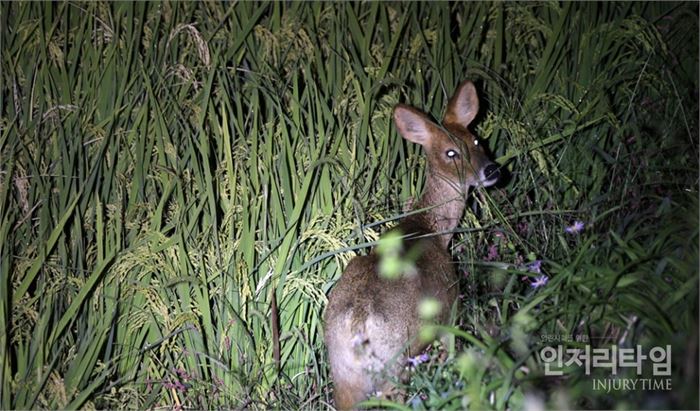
<box><xmin>324</xmin><ymin>81</ymin><xmax>499</xmax><ymax>410</ymax></box>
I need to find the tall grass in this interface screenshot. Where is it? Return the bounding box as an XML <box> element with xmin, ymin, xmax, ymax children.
<box><xmin>1</xmin><ymin>2</ymin><xmax>697</xmax><ymax>410</ymax></box>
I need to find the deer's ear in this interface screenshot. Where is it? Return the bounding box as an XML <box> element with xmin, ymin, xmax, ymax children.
<box><xmin>393</xmin><ymin>105</ymin><xmax>440</xmax><ymax>146</ymax></box>
<box><xmin>443</xmin><ymin>81</ymin><xmax>479</xmax><ymax>127</ymax></box>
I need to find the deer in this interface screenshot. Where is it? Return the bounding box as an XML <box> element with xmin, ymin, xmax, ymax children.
<box><xmin>323</xmin><ymin>80</ymin><xmax>501</xmax><ymax>410</ymax></box>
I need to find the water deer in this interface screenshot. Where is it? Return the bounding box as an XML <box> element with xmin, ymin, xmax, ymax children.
<box><xmin>323</xmin><ymin>81</ymin><xmax>501</xmax><ymax>410</ymax></box>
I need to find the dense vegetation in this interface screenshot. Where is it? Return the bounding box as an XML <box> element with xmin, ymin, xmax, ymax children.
<box><xmin>1</xmin><ymin>2</ymin><xmax>697</xmax><ymax>409</ymax></box>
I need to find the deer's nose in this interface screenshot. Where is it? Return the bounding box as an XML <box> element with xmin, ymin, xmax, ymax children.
<box><xmin>482</xmin><ymin>163</ymin><xmax>500</xmax><ymax>185</ymax></box>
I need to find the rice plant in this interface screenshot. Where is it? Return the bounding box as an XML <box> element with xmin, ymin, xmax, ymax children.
<box><xmin>1</xmin><ymin>1</ymin><xmax>697</xmax><ymax>410</ymax></box>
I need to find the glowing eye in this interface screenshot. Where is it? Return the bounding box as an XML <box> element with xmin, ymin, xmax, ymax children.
<box><xmin>446</xmin><ymin>149</ymin><xmax>459</xmax><ymax>159</ymax></box>
<box><xmin>473</xmin><ymin>139</ymin><xmax>479</xmax><ymax>146</ymax></box>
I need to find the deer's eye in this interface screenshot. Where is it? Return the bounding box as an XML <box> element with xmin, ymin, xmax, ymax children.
<box><xmin>446</xmin><ymin>149</ymin><xmax>459</xmax><ymax>159</ymax></box>
<box><xmin>473</xmin><ymin>139</ymin><xmax>479</xmax><ymax>146</ymax></box>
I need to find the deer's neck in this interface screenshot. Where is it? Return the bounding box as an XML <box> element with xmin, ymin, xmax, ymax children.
<box><xmin>411</xmin><ymin>174</ymin><xmax>466</xmax><ymax>249</ymax></box>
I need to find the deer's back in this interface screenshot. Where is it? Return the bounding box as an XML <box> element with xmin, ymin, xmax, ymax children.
<box><xmin>324</xmin><ymin>222</ymin><xmax>459</xmax><ymax>357</ymax></box>
<box><xmin>323</xmin><ymin>224</ymin><xmax>459</xmax><ymax>407</ymax></box>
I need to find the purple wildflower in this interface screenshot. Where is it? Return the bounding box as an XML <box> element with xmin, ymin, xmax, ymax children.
<box><xmin>485</xmin><ymin>244</ymin><xmax>499</xmax><ymax>261</ymax></box>
<box><xmin>224</xmin><ymin>335</ymin><xmax>231</xmax><ymax>351</ymax></box>
<box><xmin>565</xmin><ymin>220</ymin><xmax>585</xmax><ymax>234</ymax></box>
<box><xmin>163</xmin><ymin>379</ymin><xmax>187</xmax><ymax>392</ymax></box>
<box><xmin>174</xmin><ymin>367</ymin><xmax>191</xmax><ymax>381</ymax></box>
<box><xmin>525</xmin><ymin>260</ymin><xmax>542</xmax><ymax>274</ymax></box>
<box><xmin>407</xmin><ymin>353</ymin><xmax>430</xmax><ymax>367</ymax></box>
<box><xmin>530</xmin><ymin>275</ymin><xmax>549</xmax><ymax>289</ymax></box>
